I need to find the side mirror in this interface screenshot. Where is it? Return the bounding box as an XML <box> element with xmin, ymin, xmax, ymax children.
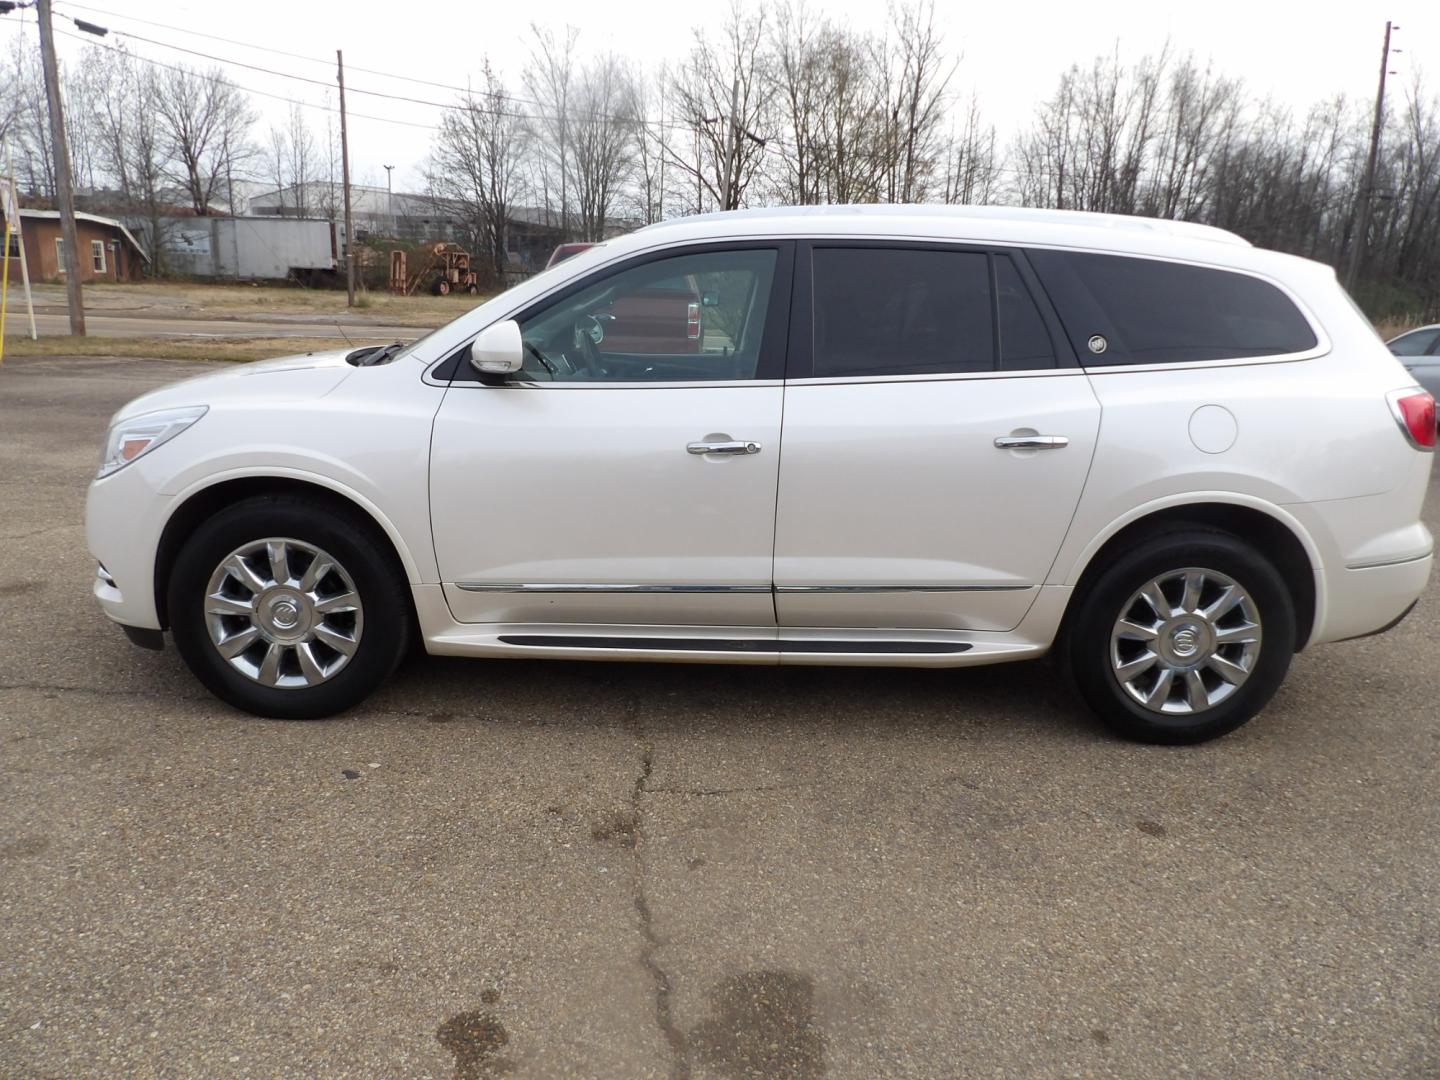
<box><xmin>469</xmin><ymin>319</ymin><xmax>524</xmax><ymax>375</ymax></box>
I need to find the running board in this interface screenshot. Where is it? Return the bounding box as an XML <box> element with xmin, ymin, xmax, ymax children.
<box><xmin>498</xmin><ymin>635</ymin><xmax>972</xmax><ymax>654</ymax></box>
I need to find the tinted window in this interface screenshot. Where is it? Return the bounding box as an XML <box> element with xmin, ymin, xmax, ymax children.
<box><xmin>517</xmin><ymin>249</ymin><xmax>777</xmax><ymax>382</ymax></box>
<box><xmin>1389</xmin><ymin>328</ymin><xmax>1440</xmax><ymax>357</ymax></box>
<box><xmin>995</xmin><ymin>255</ymin><xmax>1055</xmax><ymax>369</ymax></box>
<box><xmin>1029</xmin><ymin>250</ymin><xmax>1318</xmax><ymax>365</ymax></box>
<box><xmin>812</xmin><ymin>248</ymin><xmax>993</xmax><ymax>377</ymax></box>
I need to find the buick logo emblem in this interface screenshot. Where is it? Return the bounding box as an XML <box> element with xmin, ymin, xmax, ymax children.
<box><xmin>1172</xmin><ymin>627</ymin><xmax>1199</xmax><ymax>657</ymax></box>
<box><xmin>1087</xmin><ymin>334</ymin><xmax>1108</xmax><ymax>355</ymax></box>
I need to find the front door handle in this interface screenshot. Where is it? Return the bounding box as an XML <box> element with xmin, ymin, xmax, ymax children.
<box><xmin>688</xmin><ymin>439</ymin><xmax>762</xmax><ymax>456</ymax></box>
<box><xmin>994</xmin><ymin>435</ymin><xmax>1069</xmax><ymax>450</ymax></box>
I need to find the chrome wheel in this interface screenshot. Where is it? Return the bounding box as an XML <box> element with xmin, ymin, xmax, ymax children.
<box><xmin>203</xmin><ymin>538</ymin><xmax>363</xmax><ymax>689</ymax></box>
<box><xmin>1109</xmin><ymin>567</ymin><xmax>1262</xmax><ymax>716</ymax></box>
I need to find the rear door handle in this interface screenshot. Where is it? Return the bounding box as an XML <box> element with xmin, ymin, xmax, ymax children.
<box><xmin>688</xmin><ymin>439</ymin><xmax>762</xmax><ymax>456</ymax></box>
<box><xmin>994</xmin><ymin>435</ymin><xmax>1069</xmax><ymax>450</ymax></box>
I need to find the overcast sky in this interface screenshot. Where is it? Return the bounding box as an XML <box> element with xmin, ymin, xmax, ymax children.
<box><xmin>11</xmin><ymin>0</ymin><xmax>1438</xmax><ymax>197</ymax></box>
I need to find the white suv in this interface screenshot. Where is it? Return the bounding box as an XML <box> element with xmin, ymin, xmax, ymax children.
<box><xmin>85</xmin><ymin>206</ymin><xmax>1436</xmax><ymax>743</ymax></box>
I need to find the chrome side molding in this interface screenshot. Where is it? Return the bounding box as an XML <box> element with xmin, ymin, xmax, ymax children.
<box><xmin>455</xmin><ymin>583</ymin><xmax>773</xmax><ymax>594</ymax></box>
<box><xmin>456</xmin><ymin>582</ymin><xmax>1034</xmax><ymax>594</ymax></box>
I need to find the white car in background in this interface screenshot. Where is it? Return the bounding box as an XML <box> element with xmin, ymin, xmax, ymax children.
<box><xmin>86</xmin><ymin>206</ymin><xmax>1435</xmax><ymax>743</ymax></box>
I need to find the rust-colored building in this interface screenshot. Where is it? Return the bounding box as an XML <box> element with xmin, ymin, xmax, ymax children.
<box><xmin>5</xmin><ymin>209</ymin><xmax>149</xmax><ymax>283</ymax></box>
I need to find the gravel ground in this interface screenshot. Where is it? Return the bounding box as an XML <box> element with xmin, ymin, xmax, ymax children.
<box><xmin>1</xmin><ymin>355</ymin><xmax>1437</xmax><ymax>1079</ymax></box>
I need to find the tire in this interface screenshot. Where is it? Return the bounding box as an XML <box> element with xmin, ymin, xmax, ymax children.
<box><xmin>1067</xmin><ymin>529</ymin><xmax>1295</xmax><ymax>744</ymax></box>
<box><xmin>167</xmin><ymin>494</ymin><xmax>411</xmax><ymax>719</ymax></box>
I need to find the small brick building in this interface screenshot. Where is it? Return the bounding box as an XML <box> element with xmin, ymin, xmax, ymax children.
<box><xmin>5</xmin><ymin>209</ymin><xmax>149</xmax><ymax>283</ymax></box>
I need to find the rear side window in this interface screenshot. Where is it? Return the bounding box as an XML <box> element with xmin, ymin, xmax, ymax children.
<box><xmin>995</xmin><ymin>255</ymin><xmax>1055</xmax><ymax>370</ymax></box>
<box><xmin>812</xmin><ymin>248</ymin><xmax>993</xmax><ymax>377</ymax></box>
<box><xmin>1028</xmin><ymin>250</ymin><xmax>1317</xmax><ymax>365</ymax></box>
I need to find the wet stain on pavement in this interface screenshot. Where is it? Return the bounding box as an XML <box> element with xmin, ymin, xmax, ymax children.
<box><xmin>429</xmin><ymin>711</ymin><xmax>455</xmax><ymax>724</ymax></box>
<box><xmin>1136</xmin><ymin>820</ymin><xmax>1167</xmax><ymax>838</ymax></box>
<box><xmin>480</xmin><ymin>988</ymin><xmax>501</xmax><ymax>1005</ymax></box>
<box><xmin>1091</xmin><ymin>1028</ymin><xmax>1112</xmax><ymax>1045</ymax></box>
<box><xmin>1</xmin><ymin>837</ymin><xmax>50</xmax><ymax>859</ymax></box>
<box><xmin>437</xmin><ymin>1009</ymin><xmax>513</xmax><ymax>1078</ymax></box>
<box><xmin>689</xmin><ymin>970</ymin><xmax>826</xmax><ymax>1079</ymax></box>
<box><xmin>591</xmin><ymin>808</ymin><xmax>639</xmax><ymax>848</ymax></box>
<box><xmin>687</xmin><ymin>856</ymin><xmax>707</xmax><ymax>871</ymax></box>
<box><xmin>0</xmin><ymin>581</ymin><xmax>40</xmax><ymax>597</ymax></box>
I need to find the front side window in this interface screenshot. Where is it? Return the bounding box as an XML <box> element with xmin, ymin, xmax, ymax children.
<box><xmin>517</xmin><ymin>248</ymin><xmax>778</xmax><ymax>382</ymax></box>
<box><xmin>1029</xmin><ymin>250</ymin><xmax>1318</xmax><ymax>366</ymax></box>
<box><xmin>91</xmin><ymin>239</ymin><xmax>106</xmax><ymax>274</ymax></box>
<box><xmin>811</xmin><ymin>248</ymin><xmax>993</xmax><ymax>377</ymax></box>
<box><xmin>55</xmin><ymin>237</ymin><xmax>64</xmax><ymax>274</ymax></box>
<box><xmin>1389</xmin><ymin>328</ymin><xmax>1440</xmax><ymax>357</ymax></box>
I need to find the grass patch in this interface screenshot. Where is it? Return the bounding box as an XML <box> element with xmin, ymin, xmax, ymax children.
<box><xmin>2</xmin><ymin>335</ymin><xmax>372</xmax><ymax>362</ymax></box>
<box><xmin>23</xmin><ymin>281</ymin><xmax>486</xmax><ymax>328</ymax></box>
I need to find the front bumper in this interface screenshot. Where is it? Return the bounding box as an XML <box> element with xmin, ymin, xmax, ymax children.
<box><xmin>86</xmin><ymin>464</ymin><xmax>174</xmax><ymax>631</ymax></box>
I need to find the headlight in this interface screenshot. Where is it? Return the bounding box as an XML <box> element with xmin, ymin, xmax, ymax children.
<box><xmin>97</xmin><ymin>405</ymin><xmax>208</xmax><ymax>479</ymax></box>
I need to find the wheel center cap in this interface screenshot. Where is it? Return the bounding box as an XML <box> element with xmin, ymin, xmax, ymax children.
<box><xmin>258</xmin><ymin>590</ymin><xmax>311</xmax><ymax>640</ymax></box>
<box><xmin>1172</xmin><ymin>626</ymin><xmax>1200</xmax><ymax>657</ymax></box>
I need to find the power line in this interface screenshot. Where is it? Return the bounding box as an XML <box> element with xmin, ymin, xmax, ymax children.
<box><xmin>49</xmin><ymin>0</ymin><xmax>675</xmax><ymax>131</ymax></box>
<box><xmin>52</xmin><ymin>0</ymin><xmax>560</xmax><ymax>110</ymax></box>
<box><xmin>44</xmin><ymin>22</ymin><xmax>445</xmax><ymax>133</ymax></box>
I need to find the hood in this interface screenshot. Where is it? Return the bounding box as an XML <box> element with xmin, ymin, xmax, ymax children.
<box><xmin>109</xmin><ymin>347</ymin><xmax>358</xmax><ymax>425</ymax></box>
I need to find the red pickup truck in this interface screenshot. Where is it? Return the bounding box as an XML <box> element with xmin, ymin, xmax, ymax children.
<box><xmin>546</xmin><ymin>243</ymin><xmax>702</xmax><ymax>355</ymax></box>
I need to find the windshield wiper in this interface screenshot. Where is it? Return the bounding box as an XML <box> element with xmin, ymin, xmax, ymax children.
<box><xmin>354</xmin><ymin>341</ymin><xmax>406</xmax><ymax>367</ymax></box>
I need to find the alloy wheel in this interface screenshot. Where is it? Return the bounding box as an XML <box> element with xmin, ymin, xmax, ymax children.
<box><xmin>1109</xmin><ymin>567</ymin><xmax>1263</xmax><ymax>715</ymax></box>
<box><xmin>203</xmin><ymin>538</ymin><xmax>364</xmax><ymax>689</ymax></box>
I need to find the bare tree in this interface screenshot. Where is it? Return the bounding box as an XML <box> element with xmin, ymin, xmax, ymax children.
<box><xmin>668</xmin><ymin>1</ymin><xmax>772</xmax><ymax>211</ymax></box>
<box><xmin>876</xmin><ymin>1</ymin><xmax>953</xmax><ymax>203</ymax></box>
<box><xmin>571</xmin><ymin>55</ymin><xmax>638</xmax><ymax>240</ymax></box>
<box><xmin>523</xmin><ymin>23</ymin><xmax>580</xmax><ymax>235</ymax></box>
<box><xmin>4</xmin><ymin>37</ymin><xmax>55</xmax><ymax>197</ymax></box>
<box><xmin>265</xmin><ymin>125</ymin><xmax>288</xmax><ymax>215</ymax></box>
<box><xmin>629</xmin><ymin>66</ymin><xmax>671</xmax><ymax>224</ymax></box>
<box><xmin>427</xmin><ymin>60</ymin><xmax>523</xmax><ymax>278</ymax></box>
<box><xmin>152</xmin><ymin>64</ymin><xmax>256</xmax><ymax>214</ymax></box>
<box><xmin>284</xmin><ymin>104</ymin><xmax>315</xmax><ymax>215</ymax></box>
<box><xmin>939</xmin><ymin>95</ymin><xmax>1001</xmax><ymax>204</ymax></box>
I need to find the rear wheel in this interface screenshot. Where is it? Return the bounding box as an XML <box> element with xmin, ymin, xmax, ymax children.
<box><xmin>1068</xmin><ymin>530</ymin><xmax>1295</xmax><ymax>744</ymax></box>
<box><xmin>167</xmin><ymin>495</ymin><xmax>410</xmax><ymax>719</ymax></box>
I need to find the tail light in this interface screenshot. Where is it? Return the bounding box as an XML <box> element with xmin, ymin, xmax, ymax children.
<box><xmin>686</xmin><ymin>302</ymin><xmax>701</xmax><ymax>341</ymax></box>
<box><xmin>1387</xmin><ymin>388</ymin><xmax>1436</xmax><ymax>451</ymax></box>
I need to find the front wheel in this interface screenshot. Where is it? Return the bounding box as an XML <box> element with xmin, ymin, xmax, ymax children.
<box><xmin>1067</xmin><ymin>530</ymin><xmax>1296</xmax><ymax>744</ymax></box>
<box><xmin>168</xmin><ymin>495</ymin><xmax>411</xmax><ymax>719</ymax></box>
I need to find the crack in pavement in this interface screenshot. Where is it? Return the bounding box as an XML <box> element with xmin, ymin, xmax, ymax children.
<box><xmin>629</xmin><ymin>745</ymin><xmax>691</xmax><ymax>1080</ymax></box>
<box><xmin>647</xmin><ymin>783</ymin><xmax>815</xmax><ymax>798</ymax></box>
<box><xmin>0</xmin><ymin>681</ymin><xmax>208</xmax><ymax>701</ymax></box>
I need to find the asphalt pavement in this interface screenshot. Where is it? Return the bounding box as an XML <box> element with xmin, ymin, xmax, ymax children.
<box><xmin>1</xmin><ymin>355</ymin><xmax>1437</xmax><ymax>1079</ymax></box>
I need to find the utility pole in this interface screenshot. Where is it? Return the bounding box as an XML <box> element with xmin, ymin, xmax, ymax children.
<box><xmin>1345</xmin><ymin>20</ymin><xmax>1396</xmax><ymax>290</ymax></box>
<box><xmin>383</xmin><ymin>164</ymin><xmax>394</xmax><ymax>235</ymax></box>
<box><xmin>723</xmin><ymin>76</ymin><xmax>739</xmax><ymax>210</ymax></box>
<box><xmin>36</xmin><ymin>0</ymin><xmax>85</xmax><ymax>335</ymax></box>
<box><xmin>336</xmin><ymin>49</ymin><xmax>355</xmax><ymax>307</ymax></box>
